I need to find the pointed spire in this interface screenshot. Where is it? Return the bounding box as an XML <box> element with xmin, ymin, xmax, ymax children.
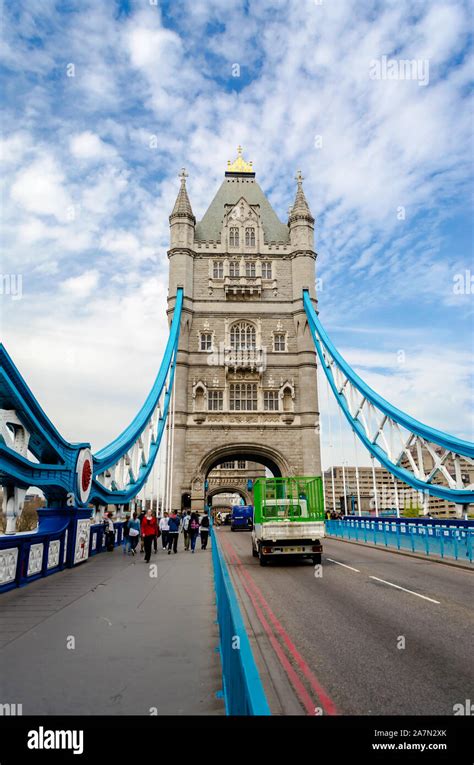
<box><xmin>288</xmin><ymin>169</ymin><xmax>314</xmax><ymax>224</ymax></box>
<box><xmin>169</xmin><ymin>168</ymin><xmax>195</xmax><ymax>223</ymax></box>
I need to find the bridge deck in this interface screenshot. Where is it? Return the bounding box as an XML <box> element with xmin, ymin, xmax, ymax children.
<box><xmin>0</xmin><ymin>541</ymin><xmax>224</xmax><ymax>715</ymax></box>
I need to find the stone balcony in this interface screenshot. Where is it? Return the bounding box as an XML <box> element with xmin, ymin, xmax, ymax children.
<box><xmin>224</xmin><ymin>347</ymin><xmax>266</xmax><ymax>372</ymax></box>
<box><xmin>224</xmin><ymin>275</ymin><xmax>262</xmax><ymax>298</ymax></box>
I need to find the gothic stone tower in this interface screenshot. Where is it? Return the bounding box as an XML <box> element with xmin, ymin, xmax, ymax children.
<box><xmin>167</xmin><ymin>148</ymin><xmax>321</xmax><ymax>511</ymax></box>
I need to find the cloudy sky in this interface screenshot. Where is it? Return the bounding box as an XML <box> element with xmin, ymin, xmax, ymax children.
<box><xmin>1</xmin><ymin>0</ymin><xmax>472</xmax><ymax>468</ymax></box>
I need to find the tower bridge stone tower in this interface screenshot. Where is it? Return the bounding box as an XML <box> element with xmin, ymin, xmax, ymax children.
<box><xmin>167</xmin><ymin>149</ymin><xmax>321</xmax><ymax>511</ymax></box>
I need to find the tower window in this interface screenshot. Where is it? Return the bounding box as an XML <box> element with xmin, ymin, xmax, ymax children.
<box><xmin>262</xmin><ymin>262</ymin><xmax>272</xmax><ymax>279</ymax></box>
<box><xmin>229</xmin><ymin>227</ymin><xmax>239</xmax><ymax>247</ymax></box>
<box><xmin>274</xmin><ymin>333</ymin><xmax>286</xmax><ymax>352</ymax></box>
<box><xmin>264</xmin><ymin>391</ymin><xmax>279</xmax><ymax>411</ymax></box>
<box><xmin>229</xmin><ymin>261</ymin><xmax>240</xmax><ymax>277</ymax></box>
<box><xmin>230</xmin><ymin>321</ymin><xmax>256</xmax><ymax>350</ymax></box>
<box><xmin>213</xmin><ymin>261</ymin><xmax>223</xmax><ymax>278</ymax></box>
<box><xmin>230</xmin><ymin>383</ymin><xmax>258</xmax><ymax>411</ymax></box>
<box><xmin>200</xmin><ymin>333</ymin><xmax>213</xmax><ymax>351</ymax></box>
<box><xmin>245</xmin><ymin>227</ymin><xmax>256</xmax><ymax>247</ymax></box>
<box><xmin>208</xmin><ymin>390</ymin><xmax>223</xmax><ymax>411</ymax></box>
<box><xmin>245</xmin><ymin>261</ymin><xmax>256</xmax><ymax>278</ymax></box>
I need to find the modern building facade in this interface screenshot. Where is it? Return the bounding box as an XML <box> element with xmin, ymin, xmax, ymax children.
<box><xmin>167</xmin><ymin>148</ymin><xmax>321</xmax><ymax>511</ymax></box>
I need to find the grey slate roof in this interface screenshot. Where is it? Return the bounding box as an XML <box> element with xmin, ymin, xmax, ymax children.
<box><xmin>195</xmin><ymin>176</ymin><xmax>289</xmax><ymax>243</ymax></box>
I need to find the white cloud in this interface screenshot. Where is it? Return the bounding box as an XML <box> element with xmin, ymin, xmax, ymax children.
<box><xmin>60</xmin><ymin>269</ymin><xmax>100</xmax><ymax>299</ymax></box>
<box><xmin>10</xmin><ymin>156</ymin><xmax>72</xmax><ymax>221</ymax></box>
<box><xmin>69</xmin><ymin>131</ymin><xmax>116</xmax><ymax>161</ymax></box>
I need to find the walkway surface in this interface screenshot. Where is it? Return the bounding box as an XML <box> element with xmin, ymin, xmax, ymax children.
<box><xmin>0</xmin><ymin>540</ymin><xmax>224</xmax><ymax>715</ymax></box>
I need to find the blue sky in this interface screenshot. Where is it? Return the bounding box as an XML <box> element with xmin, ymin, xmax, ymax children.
<box><xmin>1</xmin><ymin>0</ymin><xmax>473</xmax><ymax>460</ymax></box>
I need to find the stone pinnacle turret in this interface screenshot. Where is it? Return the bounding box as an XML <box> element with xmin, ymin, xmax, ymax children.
<box><xmin>170</xmin><ymin>168</ymin><xmax>195</xmax><ymax>223</ymax></box>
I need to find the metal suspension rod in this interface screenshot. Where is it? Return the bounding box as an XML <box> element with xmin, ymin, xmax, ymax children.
<box><xmin>371</xmin><ymin>456</ymin><xmax>379</xmax><ymax>517</ymax></box>
<box><xmin>325</xmin><ymin>375</ymin><xmax>337</xmax><ymax>513</ymax></box>
<box><xmin>317</xmin><ymin>367</ymin><xmax>327</xmax><ymax>516</ymax></box>
<box><xmin>352</xmin><ymin>429</ymin><xmax>362</xmax><ymax>517</ymax></box>
<box><xmin>337</xmin><ymin>401</ymin><xmax>348</xmax><ymax>515</ymax></box>
<box><xmin>168</xmin><ymin>360</ymin><xmax>177</xmax><ymax>514</ymax></box>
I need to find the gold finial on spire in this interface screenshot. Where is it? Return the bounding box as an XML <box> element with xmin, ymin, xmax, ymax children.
<box><xmin>227</xmin><ymin>146</ymin><xmax>254</xmax><ymax>174</ymax></box>
<box><xmin>295</xmin><ymin>169</ymin><xmax>304</xmax><ymax>186</ymax></box>
<box><xmin>179</xmin><ymin>167</ymin><xmax>188</xmax><ymax>183</ymax></box>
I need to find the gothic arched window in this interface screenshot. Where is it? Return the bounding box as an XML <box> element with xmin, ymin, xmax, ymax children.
<box><xmin>230</xmin><ymin>227</ymin><xmax>239</xmax><ymax>247</ymax></box>
<box><xmin>230</xmin><ymin>321</ymin><xmax>256</xmax><ymax>351</ymax></box>
<box><xmin>245</xmin><ymin>227</ymin><xmax>255</xmax><ymax>247</ymax></box>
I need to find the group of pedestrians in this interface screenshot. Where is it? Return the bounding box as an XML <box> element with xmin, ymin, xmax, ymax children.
<box><xmin>120</xmin><ymin>508</ymin><xmax>211</xmax><ymax>563</ymax></box>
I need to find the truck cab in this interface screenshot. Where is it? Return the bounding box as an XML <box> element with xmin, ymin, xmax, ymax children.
<box><xmin>251</xmin><ymin>477</ymin><xmax>325</xmax><ymax>566</ymax></box>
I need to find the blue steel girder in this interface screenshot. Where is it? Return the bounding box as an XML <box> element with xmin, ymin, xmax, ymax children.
<box><xmin>0</xmin><ymin>345</ymin><xmax>90</xmax><ymax>503</ymax></box>
<box><xmin>90</xmin><ymin>288</ymin><xmax>183</xmax><ymax>504</ymax></box>
<box><xmin>303</xmin><ymin>290</ymin><xmax>474</xmax><ymax>505</ymax></box>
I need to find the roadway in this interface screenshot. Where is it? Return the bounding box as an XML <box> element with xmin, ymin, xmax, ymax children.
<box><xmin>217</xmin><ymin>527</ymin><xmax>474</xmax><ymax>716</ymax></box>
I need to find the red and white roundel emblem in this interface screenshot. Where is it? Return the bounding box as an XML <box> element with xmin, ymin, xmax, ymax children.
<box><xmin>76</xmin><ymin>448</ymin><xmax>93</xmax><ymax>504</ymax></box>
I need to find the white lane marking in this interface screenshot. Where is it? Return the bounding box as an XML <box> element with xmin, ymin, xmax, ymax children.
<box><xmin>326</xmin><ymin>558</ymin><xmax>360</xmax><ymax>573</ymax></box>
<box><xmin>369</xmin><ymin>576</ymin><xmax>440</xmax><ymax>604</ymax></box>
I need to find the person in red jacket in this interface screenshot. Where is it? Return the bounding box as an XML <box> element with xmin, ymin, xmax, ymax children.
<box><xmin>141</xmin><ymin>509</ymin><xmax>158</xmax><ymax>563</ymax></box>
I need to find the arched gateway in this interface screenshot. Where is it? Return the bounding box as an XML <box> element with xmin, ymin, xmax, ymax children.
<box><xmin>167</xmin><ymin>149</ymin><xmax>322</xmax><ymax>511</ymax></box>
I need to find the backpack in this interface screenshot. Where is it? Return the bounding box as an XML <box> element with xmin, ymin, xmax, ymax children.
<box><xmin>201</xmin><ymin>516</ymin><xmax>209</xmax><ymax>529</ymax></box>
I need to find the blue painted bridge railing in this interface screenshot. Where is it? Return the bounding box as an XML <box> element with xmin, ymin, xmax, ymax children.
<box><xmin>0</xmin><ymin>516</ymin><xmax>125</xmax><ymax>594</ymax></box>
<box><xmin>211</xmin><ymin>525</ymin><xmax>270</xmax><ymax>716</ymax></box>
<box><xmin>325</xmin><ymin>519</ymin><xmax>474</xmax><ymax>563</ymax></box>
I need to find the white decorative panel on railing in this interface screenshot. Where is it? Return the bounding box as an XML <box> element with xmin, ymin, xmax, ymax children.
<box><xmin>74</xmin><ymin>520</ymin><xmax>90</xmax><ymax>564</ymax></box>
<box><xmin>27</xmin><ymin>543</ymin><xmax>44</xmax><ymax>576</ymax></box>
<box><xmin>47</xmin><ymin>539</ymin><xmax>61</xmax><ymax>569</ymax></box>
<box><xmin>0</xmin><ymin>548</ymin><xmax>18</xmax><ymax>585</ymax></box>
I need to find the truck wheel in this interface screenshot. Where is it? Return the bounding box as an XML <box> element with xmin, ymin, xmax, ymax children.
<box><xmin>252</xmin><ymin>543</ymin><xmax>258</xmax><ymax>558</ymax></box>
<box><xmin>259</xmin><ymin>550</ymin><xmax>268</xmax><ymax>567</ymax></box>
<box><xmin>312</xmin><ymin>554</ymin><xmax>321</xmax><ymax>565</ymax></box>
<box><xmin>230</xmin><ymin>526</ymin><xmax>235</xmax><ymax>532</ymax></box>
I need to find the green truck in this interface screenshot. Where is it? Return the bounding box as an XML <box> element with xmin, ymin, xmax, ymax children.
<box><xmin>251</xmin><ymin>476</ymin><xmax>325</xmax><ymax>566</ymax></box>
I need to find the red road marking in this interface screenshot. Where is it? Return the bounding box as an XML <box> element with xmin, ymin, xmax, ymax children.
<box><xmin>221</xmin><ymin>536</ymin><xmax>339</xmax><ymax>716</ymax></box>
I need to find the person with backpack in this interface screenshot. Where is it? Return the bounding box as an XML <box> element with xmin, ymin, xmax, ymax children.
<box><xmin>159</xmin><ymin>512</ymin><xmax>169</xmax><ymax>550</ymax></box>
<box><xmin>141</xmin><ymin>509</ymin><xmax>158</xmax><ymax>563</ymax></box>
<box><xmin>167</xmin><ymin>510</ymin><xmax>181</xmax><ymax>555</ymax></box>
<box><xmin>199</xmin><ymin>510</ymin><xmax>210</xmax><ymax>550</ymax></box>
<box><xmin>182</xmin><ymin>510</ymin><xmax>191</xmax><ymax>551</ymax></box>
<box><xmin>127</xmin><ymin>512</ymin><xmax>141</xmax><ymax>555</ymax></box>
<box><xmin>188</xmin><ymin>512</ymin><xmax>200</xmax><ymax>553</ymax></box>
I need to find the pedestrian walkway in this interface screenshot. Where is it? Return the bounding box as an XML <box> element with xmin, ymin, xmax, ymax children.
<box><xmin>0</xmin><ymin>542</ymin><xmax>224</xmax><ymax>715</ymax></box>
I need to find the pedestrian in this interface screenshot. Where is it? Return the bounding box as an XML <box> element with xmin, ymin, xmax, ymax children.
<box><xmin>182</xmin><ymin>510</ymin><xmax>191</xmax><ymax>551</ymax></box>
<box><xmin>122</xmin><ymin>514</ymin><xmax>130</xmax><ymax>554</ymax></box>
<box><xmin>188</xmin><ymin>512</ymin><xmax>200</xmax><ymax>553</ymax></box>
<box><xmin>141</xmin><ymin>509</ymin><xmax>158</xmax><ymax>563</ymax></box>
<box><xmin>104</xmin><ymin>511</ymin><xmax>115</xmax><ymax>551</ymax></box>
<box><xmin>127</xmin><ymin>512</ymin><xmax>140</xmax><ymax>555</ymax></box>
<box><xmin>167</xmin><ymin>510</ymin><xmax>181</xmax><ymax>555</ymax></box>
<box><xmin>200</xmin><ymin>510</ymin><xmax>210</xmax><ymax>550</ymax></box>
<box><xmin>159</xmin><ymin>512</ymin><xmax>169</xmax><ymax>550</ymax></box>
<box><xmin>152</xmin><ymin>510</ymin><xmax>159</xmax><ymax>554</ymax></box>
<box><xmin>138</xmin><ymin>508</ymin><xmax>146</xmax><ymax>554</ymax></box>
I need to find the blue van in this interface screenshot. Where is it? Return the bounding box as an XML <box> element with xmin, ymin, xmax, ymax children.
<box><xmin>230</xmin><ymin>505</ymin><xmax>253</xmax><ymax>531</ymax></box>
